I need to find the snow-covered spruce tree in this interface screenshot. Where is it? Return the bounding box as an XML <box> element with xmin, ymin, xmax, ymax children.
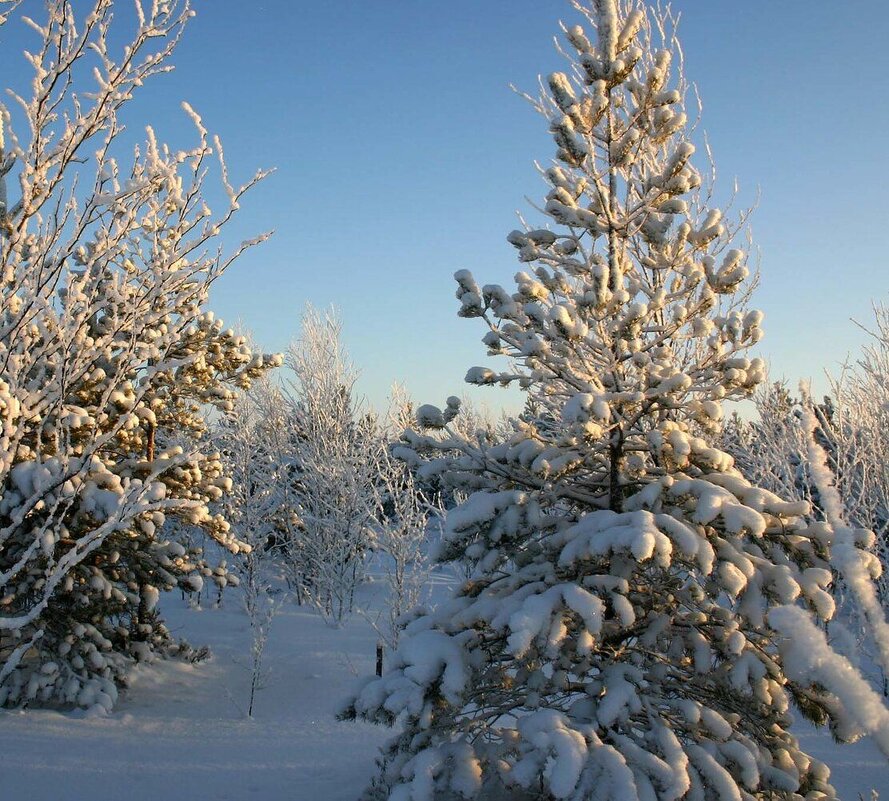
<box><xmin>343</xmin><ymin>3</ymin><xmax>889</xmax><ymax>798</ymax></box>
<box><xmin>0</xmin><ymin>0</ymin><xmax>278</xmax><ymax>711</ymax></box>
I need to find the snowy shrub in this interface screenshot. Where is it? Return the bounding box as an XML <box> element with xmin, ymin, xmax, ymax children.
<box><xmin>342</xmin><ymin>2</ymin><xmax>889</xmax><ymax>799</ymax></box>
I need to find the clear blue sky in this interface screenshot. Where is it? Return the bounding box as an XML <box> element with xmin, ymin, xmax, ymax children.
<box><xmin>4</xmin><ymin>1</ymin><xmax>888</xmax><ymax>411</ymax></box>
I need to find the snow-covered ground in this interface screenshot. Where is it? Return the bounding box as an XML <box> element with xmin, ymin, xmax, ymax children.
<box><xmin>0</xmin><ymin>591</ymin><xmax>390</xmax><ymax>801</ymax></box>
<box><xmin>0</xmin><ymin>574</ymin><xmax>886</xmax><ymax>801</ymax></box>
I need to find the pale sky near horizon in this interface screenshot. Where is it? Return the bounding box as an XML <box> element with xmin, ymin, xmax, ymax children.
<box><xmin>2</xmin><ymin>1</ymin><xmax>887</xmax><ymax>413</ymax></box>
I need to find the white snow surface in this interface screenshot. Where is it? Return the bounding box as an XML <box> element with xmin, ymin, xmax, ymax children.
<box><xmin>0</xmin><ymin>587</ymin><xmax>399</xmax><ymax>801</ymax></box>
<box><xmin>0</xmin><ymin>573</ymin><xmax>886</xmax><ymax>801</ymax></box>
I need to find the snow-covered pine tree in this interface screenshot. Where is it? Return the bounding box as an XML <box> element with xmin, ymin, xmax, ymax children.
<box><xmin>0</xmin><ymin>0</ymin><xmax>279</xmax><ymax>711</ymax></box>
<box><xmin>343</xmin><ymin>2</ymin><xmax>889</xmax><ymax>798</ymax></box>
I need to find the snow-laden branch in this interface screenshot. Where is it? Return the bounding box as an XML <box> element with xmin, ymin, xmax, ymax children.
<box><xmin>801</xmin><ymin>386</ymin><xmax>889</xmax><ymax>685</ymax></box>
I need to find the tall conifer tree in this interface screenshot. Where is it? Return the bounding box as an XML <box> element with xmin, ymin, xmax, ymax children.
<box><xmin>344</xmin><ymin>2</ymin><xmax>887</xmax><ymax>798</ymax></box>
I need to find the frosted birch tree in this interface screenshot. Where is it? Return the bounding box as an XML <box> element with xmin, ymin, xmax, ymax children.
<box><xmin>823</xmin><ymin>305</ymin><xmax>889</xmax><ymax>602</ymax></box>
<box><xmin>273</xmin><ymin>307</ymin><xmax>384</xmax><ymax>623</ymax></box>
<box><xmin>366</xmin><ymin>445</ymin><xmax>442</xmax><ymax>651</ymax></box>
<box><xmin>725</xmin><ymin>310</ymin><xmax>889</xmax><ymax>690</ymax></box>
<box><xmin>0</xmin><ymin>0</ymin><xmax>277</xmax><ymax>711</ymax></box>
<box><xmin>343</xmin><ymin>2</ymin><xmax>889</xmax><ymax>798</ymax></box>
<box><xmin>215</xmin><ymin>375</ymin><xmax>286</xmax><ymax>616</ymax></box>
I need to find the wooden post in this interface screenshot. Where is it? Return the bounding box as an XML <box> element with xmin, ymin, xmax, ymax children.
<box><xmin>376</xmin><ymin>641</ymin><xmax>384</xmax><ymax>677</ymax></box>
<box><xmin>146</xmin><ymin>421</ymin><xmax>156</xmax><ymax>462</ymax></box>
